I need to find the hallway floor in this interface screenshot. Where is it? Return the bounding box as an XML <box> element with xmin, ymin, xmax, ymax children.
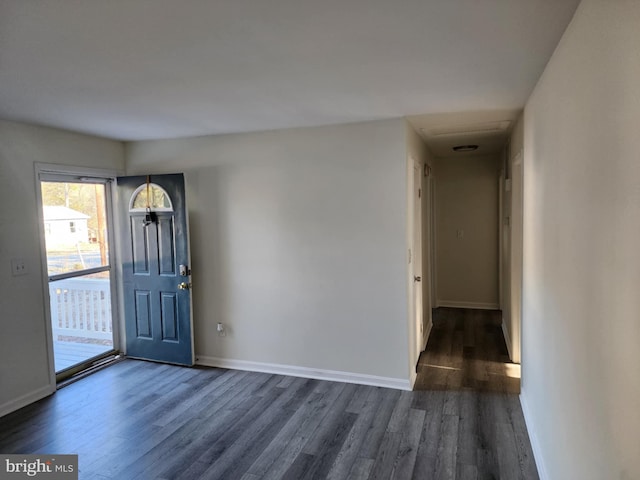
<box><xmin>410</xmin><ymin>308</ymin><xmax>536</xmax><ymax>479</ymax></box>
<box><xmin>416</xmin><ymin>307</ymin><xmax>520</xmax><ymax>394</ymax></box>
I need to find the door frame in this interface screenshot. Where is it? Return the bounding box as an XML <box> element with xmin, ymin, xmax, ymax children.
<box><xmin>422</xmin><ymin>165</ymin><xmax>434</xmax><ymax>350</ymax></box>
<box><xmin>407</xmin><ymin>156</ymin><xmax>423</xmax><ymax>384</ymax></box>
<box><xmin>35</xmin><ymin>163</ymin><xmax>122</xmax><ymax>384</ymax></box>
<box><xmin>429</xmin><ymin>175</ymin><xmax>437</xmax><ymax>309</ymax></box>
<box><xmin>510</xmin><ymin>150</ymin><xmax>524</xmax><ymax>364</ymax></box>
<box><xmin>413</xmin><ymin>160</ymin><xmax>424</xmax><ymax>358</ymax></box>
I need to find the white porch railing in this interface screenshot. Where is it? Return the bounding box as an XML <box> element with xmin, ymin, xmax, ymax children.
<box><xmin>49</xmin><ymin>278</ymin><xmax>113</xmax><ymax>341</ymax></box>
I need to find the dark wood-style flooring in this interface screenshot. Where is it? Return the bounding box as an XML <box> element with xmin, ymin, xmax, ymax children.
<box><xmin>0</xmin><ymin>308</ymin><xmax>538</xmax><ymax>479</ymax></box>
<box><xmin>416</xmin><ymin>308</ymin><xmax>521</xmax><ymax>394</ymax></box>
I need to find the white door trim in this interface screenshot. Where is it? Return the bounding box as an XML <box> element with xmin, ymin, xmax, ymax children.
<box><xmin>510</xmin><ymin>150</ymin><xmax>524</xmax><ymax>364</ymax></box>
<box><xmin>407</xmin><ymin>156</ymin><xmax>424</xmax><ymax>383</ymax></box>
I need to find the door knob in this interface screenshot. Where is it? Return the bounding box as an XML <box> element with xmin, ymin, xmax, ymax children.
<box><xmin>414</xmin><ymin>276</ymin><xmax>421</xmax><ymax>282</ymax></box>
<box><xmin>178</xmin><ymin>282</ymin><xmax>192</xmax><ymax>290</ymax></box>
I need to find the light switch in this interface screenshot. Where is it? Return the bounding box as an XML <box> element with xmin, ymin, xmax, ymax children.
<box><xmin>456</xmin><ymin>229</ymin><xmax>464</xmax><ymax>239</ymax></box>
<box><xmin>11</xmin><ymin>258</ymin><xmax>28</xmax><ymax>276</ymax></box>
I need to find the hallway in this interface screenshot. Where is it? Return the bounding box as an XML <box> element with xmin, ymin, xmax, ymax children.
<box><xmin>411</xmin><ymin>308</ymin><xmax>535</xmax><ymax>479</ymax></box>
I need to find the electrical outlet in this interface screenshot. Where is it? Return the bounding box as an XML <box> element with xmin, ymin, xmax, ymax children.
<box><xmin>11</xmin><ymin>258</ymin><xmax>28</xmax><ymax>276</ymax></box>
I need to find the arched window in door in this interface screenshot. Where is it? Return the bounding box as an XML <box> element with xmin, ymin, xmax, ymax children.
<box><xmin>128</xmin><ymin>183</ymin><xmax>174</xmax><ymax>212</ymax></box>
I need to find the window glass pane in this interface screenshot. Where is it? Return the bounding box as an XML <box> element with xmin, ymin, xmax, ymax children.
<box><xmin>131</xmin><ymin>184</ymin><xmax>172</xmax><ymax>210</ymax></box>
<box><xmin>41</xmin><ymin>182</ymin><xmax>110</xmax><ymax>275</ymax></box>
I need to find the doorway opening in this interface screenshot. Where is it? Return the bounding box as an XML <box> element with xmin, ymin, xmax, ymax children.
<box><xmin>39</xmin><ymin>171</ymin><xmax>118</xmax><ymax>381</ymax></box>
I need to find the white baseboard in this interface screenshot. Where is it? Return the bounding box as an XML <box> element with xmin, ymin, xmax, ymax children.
<box><xmin>0</xmin><ymin>384</ymin><xmax>55</xmax><ymax>418</ymax></box>
<box><xmin>502</xmin><ymin>320</ymin><xmax>513</xmax><ymax>361</ymax></box>
<box><xmin>520</xmin><ymin>392</ymin><xmax>549</xmax><ymax>480</ymax></box>
<box><xmin>409</xmin><ymin>368</ymin><xmax>417</xmax><ymax>390</ymax></box>
<box><xmin>422</xmin><ymin>320</ymin><xmax>433</xmax><ymax>351</ymax></box>
<box><xmin>437</xmin><ymin>300</ymin><xmax>500</xmax><ymax>310</ymax></box>
<box><xmin>196</xmin><ymin>356</ymin><xmax>412</xmax><ymax>391</ymax></box>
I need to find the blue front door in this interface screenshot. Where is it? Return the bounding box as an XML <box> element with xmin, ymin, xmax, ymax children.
<box><xmin>117</xmin><ymin>173</ymin><xmax>194</xmax><ymax>366</ymax></box>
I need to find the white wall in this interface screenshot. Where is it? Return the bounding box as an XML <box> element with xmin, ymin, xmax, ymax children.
<box><xmin>521</xmin><ymin>0</ymin><xmax>640</xmax><ymax>478</ymax></box>
<box><xmin>434</xmin><ymin>154</ymin><xmax>500</xmax><ymax>309</ymax></box>
<box><xmin>0</xmin><ymin>120</ymin><xmax>124</xmax><ymax>416</ymax></box>
<box><xmin>126</xmin><ymin>119</ymin><xmax>413</xmax><ymax>386</ymax></box>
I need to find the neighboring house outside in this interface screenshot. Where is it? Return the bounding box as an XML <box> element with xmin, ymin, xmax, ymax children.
<box><xmin>43</xmin><ymin>206</ymin><xmax>90</xmax><ymax>248</ymax></box>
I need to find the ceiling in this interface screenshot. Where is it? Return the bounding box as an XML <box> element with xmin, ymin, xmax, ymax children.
<box><xmin>0</xmin><ymin>0</ymin><xmax>581</xmax><ymax>145</ymax></box>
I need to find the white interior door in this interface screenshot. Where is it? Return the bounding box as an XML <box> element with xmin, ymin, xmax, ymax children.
<box><xmin>413</xmin><ymin>162</ymin><xmax>424</xmax><ymax>357</ymax></box>
<box><xmin>422</xmin><ymin>168</ymin><xmax>434</xmax><ymax>348</ymax></box>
